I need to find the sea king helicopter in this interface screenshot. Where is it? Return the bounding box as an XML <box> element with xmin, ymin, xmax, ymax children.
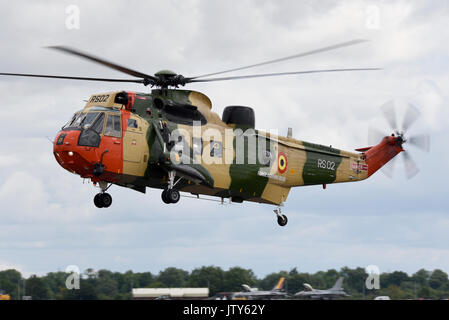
<box><xmin>0</xmin><ymin>40</ymin><xmax>429</xmax><ymax>226</ymax></box>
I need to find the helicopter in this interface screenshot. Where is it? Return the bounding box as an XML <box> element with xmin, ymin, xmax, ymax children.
<box><xmin>0</xmin><ymin>39</ymin><xmax>429</xmax><ymax>226</ymax></box>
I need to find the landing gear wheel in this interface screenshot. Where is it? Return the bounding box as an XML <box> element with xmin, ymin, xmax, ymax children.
<box><xmin>94</xmin><ymin>193</ymin><xmax>112</xmax><ymax>208</ymax></box>
<box><xmin>166</xmin><ymin>189</ymin><xmax>180</xmax><ymax>204</ymax></box>
<box><xmin>277</xmin><ymin>215</ymin><xmax>288</xmax><ymax>227</ymax></box>
<box><xmin>161</xmin><ymin>190</ymin><xmax>171</xmax><ymax>204</ymax></box>
<box><xmin>101</xmin><ymin>193</ymin><xmax>112</xmax><ymax>208</ymax></box>
<box><xmin>94</xmin><ymin>193</ymin><xmax>104</xmax><ymax>208</ymax></box>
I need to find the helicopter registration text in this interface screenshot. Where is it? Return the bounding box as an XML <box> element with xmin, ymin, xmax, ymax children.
<box><xmin>89</xmin><ymin>94</ymin><xmax>110</xmax><ymax>103</ymax></box>
<box><xmin>317</xmin><ymin>159</ymin><xmax>336</xmax><ymax>171</ymax></box>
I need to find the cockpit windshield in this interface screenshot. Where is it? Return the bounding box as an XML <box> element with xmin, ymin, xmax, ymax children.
<box><xmin>62</xmin><ymin>112</ymin><xmax>79</xmax><ymax>129</ymax></box>
<box><xmin>80</xmin><ymin>112</ymin><xmax>100</xmax><ymax>129</ymax></box>
<box><xmin>63</xmin><ymin>111</ymin><xmax>104</xmax><ymax>130</ymax></box>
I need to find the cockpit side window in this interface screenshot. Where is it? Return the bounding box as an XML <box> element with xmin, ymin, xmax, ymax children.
<box><xmin>78</xmin><ymin>112</ymin><xmax>105</xmax><ymax>147</ymax></box>
<box><xmin>104</xmin><ymin>114</ymin><xmax>122</xmax><ymax>137</ymax></box>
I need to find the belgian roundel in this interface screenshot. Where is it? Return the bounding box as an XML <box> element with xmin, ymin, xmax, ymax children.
<box><xmin>278</xmin><ymin>152</ymin><xmax>287</xmax><ymax>174</ymax></box>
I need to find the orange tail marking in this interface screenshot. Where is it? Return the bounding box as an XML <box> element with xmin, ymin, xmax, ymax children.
<box><xmin>363</xmin><ymin>136</ymin><xmax>403</xmax><ymax>177</ymax></box>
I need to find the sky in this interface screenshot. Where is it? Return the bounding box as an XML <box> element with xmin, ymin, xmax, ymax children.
<box><xmin>0</xmin><ymin>0</ymin><xmax>448</xmax><ymax>280</ymax></box>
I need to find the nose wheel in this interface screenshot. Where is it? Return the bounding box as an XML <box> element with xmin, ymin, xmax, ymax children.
<box><xmin>93</xmin><ymin>182</ymin><xmax>113</xmax><ymax>208</ymax></box>
<box><xmin>94</xmin><ymin>192</ymin><xmax>112</xmax><ymax>208</ymax></box>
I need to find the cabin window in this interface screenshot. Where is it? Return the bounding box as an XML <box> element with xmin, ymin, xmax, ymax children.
<box><xmin>105</xmin><ymin>114</ymin><xmax>122</xmax><ymax>137</ymax></box>
<box><xmin>258</xmin><ymin>138</ymin><xmax>275</xmax><ymax>166</ymax></box>
<box><xmin>210</xmin><ymin>140</ymin><xmax>222</xmax><ymax>158</ymax></box>
<box><xmin>127</xmin><ymin>118</ymin><xmax>138</xmax><ymax>129</ymax></box>
<box><xmin>193</xmin><ymin>137</ymin><xmax>203</xmax><ymax>156</ymax></box>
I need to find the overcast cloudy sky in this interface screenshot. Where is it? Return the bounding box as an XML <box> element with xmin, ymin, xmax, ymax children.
<box><xmin>0</xmin><ymin>0</ymin><xmax>448</xmax><ymax>279</ymax></box>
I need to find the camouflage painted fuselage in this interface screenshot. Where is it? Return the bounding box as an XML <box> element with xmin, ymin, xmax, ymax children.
<box><xmin>54</xmin><ymin>89</ymin><xmax>373</xmax><ymax>206</ymax></box>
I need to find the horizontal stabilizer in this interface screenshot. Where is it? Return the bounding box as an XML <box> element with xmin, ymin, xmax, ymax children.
<box><xmin>355</xmin><ymin>146</ymin><xmax>372</xmax><ymax>152</ymax></box>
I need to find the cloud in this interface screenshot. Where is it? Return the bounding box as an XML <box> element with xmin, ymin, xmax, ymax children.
<box><xmin>0</xmin><ymin>260</ymin><xmax>32</xmax><ymax>277</ymax></box>
<box><xmin>0</xmin><ymin>1</ymin><xmax>447</xmax><ymax>278</ymax></box>
<box><xmin>0</xmin><ymin>154</ymin><xmax>21</xmax><ymax>167</ymax></box>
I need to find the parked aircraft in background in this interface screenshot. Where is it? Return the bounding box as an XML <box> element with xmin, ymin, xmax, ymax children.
<box><xmin>233</xmin><ymin>277</ymin><xmax>287</xmax><ymax>300</ymax></box>
<box><xmin>295</xmin><ymin>277</ymin><xmax>349</xmax><ymax>299</ymax></box>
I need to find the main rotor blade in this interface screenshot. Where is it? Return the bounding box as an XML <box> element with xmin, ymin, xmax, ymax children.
<box><xmin>408</xmin><ymin>134</ymin><xmax>430</xmax><ymax>152</ymax></box>
<box><xmin>192</xmin><ymin>39</ymin><xmax>370</xmax><ymax>79</ymax></box>
<box><xmin>380</xmin><ymin>100</ymin><xmax>397</xmax><ymax>131</ymax></box>
<box><xmin>189</xmin><ymin>68</ymin><xmax>380</xmax><ymax>83</ymax></box>
<box><xmin>402</xmin><ymin>151</ymin><xmax>419</xmax><ymax>179</ymax></box>
<box><xmin>0</xmin><ymin>72</ymin><xmax>144</xmax><ymax>83</ymax></box>
<box><xmin>47</xmin><ymin>46</ymin><xmax>155</xmax><ymax>80</ymax></box>
<box><xmin>402</xmin><ymin>103</ymin><xmax>420</xmax><ymax>133</ymax></box>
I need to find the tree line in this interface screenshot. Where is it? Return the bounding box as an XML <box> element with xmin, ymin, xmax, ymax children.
<box><xmin>0</xmin><ymin>266</ymin><xmax>448</xmax><ymax>300</ymax></box>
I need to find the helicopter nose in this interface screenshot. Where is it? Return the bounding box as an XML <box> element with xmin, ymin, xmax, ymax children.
<box><xmin>53</xmin><ymin>130</ymin><xmax>95</xmax><ymax>176</ymax></box>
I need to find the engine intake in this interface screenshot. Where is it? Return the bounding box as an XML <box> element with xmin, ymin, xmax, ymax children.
<box><xmin>222</xmin><ymin>106</ymin><xmax>255</xmax><ymax>129</ymax></box>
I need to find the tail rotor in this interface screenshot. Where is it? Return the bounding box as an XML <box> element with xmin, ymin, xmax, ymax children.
<box><xmin>368</xmin><ymin>100</ymin><xmax>430</xmax><ymax>179</ymax></box>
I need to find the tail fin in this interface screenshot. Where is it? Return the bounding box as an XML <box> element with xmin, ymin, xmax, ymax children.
<box><xmin>360</xmin><ymin>135</ymin><xmax>403</xmax><ymax>177</ymax></box>
<box><xmin>331</xmin><ymin>277</ymin><xmax>344</xmax><ymax>291</ymax></box>
<box><xmin>272</xmin><ymin>277</ymin><xmax>285</xmax><ymax>291</ymax></box>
